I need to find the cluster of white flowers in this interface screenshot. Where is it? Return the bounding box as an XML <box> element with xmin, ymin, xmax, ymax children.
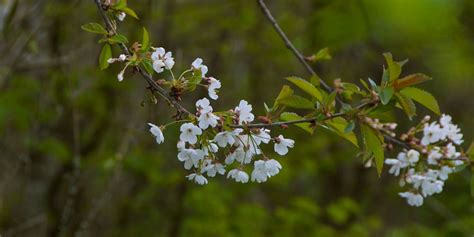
<box><xmin>385</xmin><ymin>114</ymin><xmax>465</xmax><ymax>207</ymax></box>
<box><xmin>145</xmin><ymin>55</ymin><xmax>295</xmax><ymax>185</ymax></box>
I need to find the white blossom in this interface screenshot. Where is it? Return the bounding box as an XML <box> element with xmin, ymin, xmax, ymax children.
<box><xmin>198</xmin><ymin>111</ymin><xmax>219</xmax><ymax>129</ymax></box>
<box><xmin>151</xmin><ymin>47</ymin><xmax>175</xmax><ymax>73</ymax></box>
<box><xmin>234</xmin><ymin>100</ymin><xmax>254</xmax><ymax>124</ymax></box>
<box><xmin>208</xmin><ymin>77</ymin><xmax>221</xmax><ymax>100</ymax></box>
<box><xmin>399</xmin><ymin>192</ymin><xmax>423</xmax><ymax>207</ymax></box>
<box><xmin>227</xmin><ymin>169</ymin><xmax>249</xmax><ymax>183</ymax></box>
<box><xmin>195</xmin><ymin>98</ymin><xmax>213</xmax><ymax>113</ymax></box>
<box><xmin>421</xmin><ymin>122</ymin><xmax>443</xmax><ymax>146</ymax></box>
<box><xmin>186</xmin><ymin>173</ymin><xmax>208</xmax><ymax>185</ymax></box>
<box><xmin>202</xmin><ymin>160</ymin><xmax>225</xmax><ymax>177</ymax></box>
<box><xmin>252</xmin><ymin>128</ymin><xmax>271</xmax><ymax>145</ymax></box>
<box><xmin>214</xmin><ymin>131</ymin><xmax>236</xmax><ymax>148</ymax></box>
<box><xmin>147</xmin><ymin>123</ymin><xmax>164</xmax><ymax>144</ymax></box>
<box><xmin>265</xmin><ymin>159</ymin><xmax>282</xmax><ymax>177</ymax></box>
<box><xmin>117</xmin><ymin>11</ymin><xmax>126</xmax><ymax>21</ymax></box>
<box><xmin>427</xmin><ymin>147</ymin><xmax>442</xmax><ymax>165</ymax></box>
<box><xmin>438</xmin><ymin>166</ymin><xmax>453</xmax><ymax>181</ymax></box>
<box><xmin>191</xmin><ymin>57</ymin><xmax>208</xmax><ymax>77</ymax></box>
<box><xmin>177</xmin><ymin>148</ymin><xmax>205</xmax><ymax>170</ymax></box>
<box><xmin>274</xmin><ymin>135</ymin><xmax>295</xmax><ymax>155</ymax></box>
<box><xmin>251</xmin><ymin>160</ymin><xmax>268</xmax><ymax>183</ymax></box>
<box><xmin>179</xmin><ymin>123</ymin><xmax>202</xmax><ymax>144</ymax></box>
<box><xmin>385</xmin><ymin>159</ymin><xmax>402</xmax><ymax>176</ymax></box>
<box><xmin>406</xmin><ymin>149</ymin><xmax>420</xmax><ymax>165</ymax></box>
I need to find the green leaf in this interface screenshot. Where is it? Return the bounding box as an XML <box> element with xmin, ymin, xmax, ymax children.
<box><xmin>140</xmin><ymin>59</ymin><xmax>153</xmax><ymax>76</ymax></box>
<box><xmin>395</xmin><ymin>92</ymin><xmax>416</xmax><ymax>119</ymax></box>
<box><xmin>186</xmin><ymin>69</ymin><xmax>202</xmax><ymax>91</ymax></box>
<box><xmin>381</xmin><ymin>67</ymin><xmax>389</xmax><ymax>85</ymax></box>
<box><xmin>379</xmin><ymin>87</ymin><xmax>394</xmax><ymax>105</ymax></box>
<box><xmin>322</xmin><ymin>117</ymin><xmax>359</xmax><ymax>148</ymax></box>
<box><xmin>400</xmin><ymin>87</ymin><xmax>440</xmax><ymax>115</ymax></box>
<box><xmin>99</xmin><ymin>44</ymin><xmax>112</xmax><ymax>70</ymax></box>
<box><xmin>383</xmin><ymin>52</ymin><xmax>407</xmax><ymax>82</ymax></box>
<box><xmin>344</xmin><ymin>121</ymin><xmax>355</xmax><ymax>134</ymax></box>
<box><xmin>279</xmin><ymin>95</ymin><xmax>315</xmax><ymax>109</ymax></box>
<box><xmin>361</xmin><ymin>124</ymin><xmax>384</xmax><ymax>176</ymax></box>
<box><xmin>81</xmin><ymin>23</ymin><xmax>108</xmax><ymax>35</ymax></box>
<box><xmin>122</xmin><ymin>7</ymin><xmax>139</xmax><ymax>19</ymax></box>
<box><xmin>112</xmin><ymin>0</ymin><xmax>127</xmax><ymax>10</ymax></box>
<box><xmin>394</xmin><ymin>73</ymin><xmax>432</xmax><ymax>90</ymax></box>
<box><xmin>308</xmin><ymin>47</ymin><xmax>332</xmax><ymax>61</ymax></box>
<box><xmin>280</xmin><ymin>112</ymin><xmax>314</xmax><ymax>134</ymax></box>
<box><xmin>274</xmin><ymin>85</ymin><xmax>294</xmax><ymax>107</ymax></box>
<box><xmin>309</xmin><ymin>75</ymin><xmax>321</xmax><ymax>87</ymax></box>
<box><xmin>108</xmin><ymin>34</ymin><xmax>129</xmax><ymax>44</ymax></box>
<box><xmin>285</xmin><ymin>76</ymin><xmax>323</xmax><ymax>102</ymax></box>
<box><xmin>141</xmin><ymin>27</ymin><xmax>150</xmax><ymax>52</ymax></box>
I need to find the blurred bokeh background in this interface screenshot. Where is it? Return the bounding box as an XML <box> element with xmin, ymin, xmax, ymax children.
<box><xmin>0</xmin><ymin>0</ymin><xmax>473</xmax><ymax>236</ymax></box>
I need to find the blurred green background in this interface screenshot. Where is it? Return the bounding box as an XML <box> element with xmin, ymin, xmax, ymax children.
<box><xmin>0</xmin><ymin>0</ymin><xmax>473</xmax><ymax>236</ymax></box>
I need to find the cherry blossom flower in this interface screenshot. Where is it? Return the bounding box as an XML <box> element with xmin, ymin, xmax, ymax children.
<box><xmin>399</xmin><ymin>192</ymin><xmax>423</xmax><ymax>207</ymax></box>
<box><xmin>227</xmin><ymin>169</ymin><xmax>249</xmax><ymax>183</ymax></box>
<box><xmin>213</xmin><ymin>131</ymin><xmax>236</xmax><ymax>148</ymax></box>
<box><xmin>198</xmin><ymin>111</ymin><xmax>219</xmax><ymax>129</ymax></box>
<box><xmin>179</xmin><ymin>123</ymin><xmax>202</xmax><ymax>144</ymax></box>
<box><xmin>147</xmin><ymin>123</ymin><xmax>164</xmax><ymax>144</ymax></box>
<box><xmin>208</xmin><ymin>77</ymin><xmax>221</xmax><ymax>100</ymax></box>
<box><xmin>191</xmin><ymin>58</ymin><xmax>208</xmax><ymax>77</ymax></box>
<box><xmin>421</xmin><ymin>122</ymin><xmax>443</xmax><ymax>146</ymax></box>
<box><xmin>234</xmin><ymin>100</ymin><xmax>254</xmax><ymax>124</ymax></box>
<box><xmin>186</xmin><ymin>173</ymin><xmax>208</xmax><ymax>185</ymax></box>
<box><xmin>117</xmin><ymin>11</ymin><xmax>126</xmax><ymax>21</ymax></box>
<box><xmin>178</xmin><ymin>148</ymin><xmax>205</xmax><ymax>170</ymax></box>
<box><xmin>202</xmin><ymin>160</ymin><xmax>226</xmax><ymax>177</ymax></box>
<box><xmin>195</xmin><ymin>98</ymin><xmax>212</xmax><ymax>113</ymax></box>
<box><xmin>151</xmin><ymin>47</ymin><xmax>175</xmax><ymax>73</ymax></box>
<box><xmin>274</xmin><ymin>135</ymin><xmax>295</xmax><ymax>155</ymax></box>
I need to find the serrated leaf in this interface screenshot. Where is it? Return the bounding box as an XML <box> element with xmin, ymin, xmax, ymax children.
<box><xmin>279</xmin><ymin>95</ymin><xmax>315</xmax><ymax>109</ymax></box>
<box><xmin>286</xmin><ymin>76</ymin><xmax>323</xmax><ymax>102</ymax></box>
<box><xmin>280</xmin><ymin>112</ymin><xmax>313</xmax><ymax>134</ymax></box>
<box><xmin>108</xmin><ymin>34</ymin><xmax>128</xmax><ymax>44</ymax></box>
<box><xmin>395</xmin><ymin>92</ymin><xmax>416</xmax><ymax>119</ymax></box>
<box><xmin>380</xmin><ymin>87</ymin><xmax>394</xmax><ymax>105</ymax></box>
<box><xmin>274</xmin><ymin>85</ymin><xmax>294</xmax><ymax>107</ymax></box>
<box><xmin>400</xmin><ymin>87</ymin><xmax>440</xmax><ymax>115</ymax></box>
<box><xmin>99</xmin><ymin>44</ymin><xmax>112</xmax><ymax>70</ymax></box>
<box><xmin>81</xmin><ymin>23</ymin><xmax>108</xmax><ymax>35</ymax></box>
<box><xmin>394</xmin><ymin>73</ymin><xmax>432</xmax><ymax>90</ymax></box>
<box><xmin>122</xmin><ymin>7</ymin><xmax>139</xmax><ymax>19</ymax></box>
<box><xmin>322</xmin><ymin>117</ymin><xmax>359</xmax><ymax>148</ymax></box>
<box><xmin>383</xmin><ymin>52</ymin><xmax>407</xmax><ymax>82</ymax></box>
<box><xmin>361</xmin><ymin>124</ymin><xmax>384</xmax><ymax>176</ymax></box>
<box><xmin>141</xmin><ymin>27</ymin><xmax>150</xmax><ymax>52</ymax></box>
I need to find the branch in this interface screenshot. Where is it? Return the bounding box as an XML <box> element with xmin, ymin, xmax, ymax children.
<box><xmin>256</xmin><ymin>0</ymin><xmax>413</xmax><ymax>149</ymax></box>
<box><xmin>92</xmin><ymin>0</ymin><xmax>192</xmax><ymax>116</ymax></box>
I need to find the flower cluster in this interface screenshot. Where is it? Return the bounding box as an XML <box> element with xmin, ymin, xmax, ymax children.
<box><xmin>146</xmin><ymin>53</ymin><xmax>295</xmax><ymax>185</ymax></box>
<box><xmin>385</xmin><ymin>114</ymin><xmax>465</xmax><ymax>207</ymax></box>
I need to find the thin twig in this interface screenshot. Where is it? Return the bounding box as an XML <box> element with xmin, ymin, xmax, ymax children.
<box><xmin>92</xmin><ymin>0</ymin><xmax>192</xmax><ymax>116</ymax></box>
<box><xmin>256</xmin><ymin>0</ymin><xmax>413</xmax><ymax>148</ymax></box>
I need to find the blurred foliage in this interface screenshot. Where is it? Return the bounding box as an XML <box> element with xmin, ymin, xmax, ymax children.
<box><xmin>0</xmin><ymin>0</ymin><xmax>473</xmax><ymax>236</ymax></box>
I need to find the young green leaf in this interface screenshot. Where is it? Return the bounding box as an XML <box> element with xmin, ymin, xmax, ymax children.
<box><xmin>322</xmin><ymin>117</ymin><xmax>359</xmax><ymax>148</ymax></box>
<box><xmin>400</xmin><ymin>87</ymin><xmax>440</xmax><ymax>115</ymax></box>
<box><xmin>361</xmin><ymin>124</ymin><xmax>385</xmax><ymax>176</ymax></box>
<box><xmin>379</xmin><ymin>87</ymin><xmax>394</xmax><ymax>105</ymax></box>
<box><xmin>309</xmin><ymin>74</ymin><xmax>321</xmax><ymax>87</ymax></box>
<box><xmin>140</xmin><ymin>59</ymin><xmax>154</xmax><ymax>76</ymax></box>
<box><xmin>141</xmin><ymin>27</ymin><xmax>150</xmax><ymax>52</ymax></box>
<box><xmin>108</xmin><ymin>34</ymin><xmax>129</xmax><ymax>44</ymax></box>
<box><xmin>393</xmin><ymin>73</ymin><xmax>432</xmax><ymax>90</ymax></box>
<box><xmin>99</xmin><ymin>44</ymin><xmax>112</xmax><ymax>70</ymax></box>
<box><xmin>186</xmin><ymin>69</ymin><xmax>202</xmax><ymax>91</ymax></box>
<box><xmin>285</xmin><ymin>76</ymin><xmax>323</xmax><ymax>102</ymax></box>
<box><xmin>274</xmin><ymin>85</ymin><xmax>294</xmax><ymax>107</ymax></box>
<box><xmin>344</xmin><ymin>121</ymin><xmax>355</xmax><ymax>134</ymax></box>
<box><xmin>395</xmin><ymin>92</ymin><xmax>416</xmax><ymax>119</ymax></box>
<box><xmin>307</xmin><ymin>47</ymin><xmax>332</xmax><ymax>62</ymax></box>
<box><xmin>81</xmin><ymin>23</ymin><xmax>108</xmax><ymax>35</ymax></box>
<box><xmin>122</xmin><ymin>7</ymin><xmax>139</xmax><ymax>19</ymax></box>
<box><xmin>279</xmin><ymin>95</ymin><xmax>315</xmax><ymax>109</ymax></box>
<box><xmin>112</xmin><ymin>0</ymin><xmax>127</xmax><ymax>10</ymax></box>
<box><xmin>280</xmin><ymin>112</ymin><xmax>314</xmax><ymax>134</ymax></box>
<box><xmin>383</xmin><ymin>52</ymin><xmax>407</xmax><ymax>82</ymax></box>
